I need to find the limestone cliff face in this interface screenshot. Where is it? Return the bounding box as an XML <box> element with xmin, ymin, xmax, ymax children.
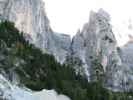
<box><xmin>0</xmin><ymin>0</ymin><xmax>50</xmax><ymax>41</ymax></box>
<box><xmin>121</xmin><ymin>41</ymin><xmax>133</xmax><ymax>68</ymax></box>
<box><xmin>0</xmin><ymin>0</ymin><xmax>132</xmax><ymax>91</ymax></box>
<box><xmin>119</xmin><ymin>40</ymin><xmax>133</xmax><ymax>91</ymax></box>
<box><xmin>71</xmin><ymin>9</ymin><xmax>133</xmax><ymax>91</ymax></box>
<box><xmin>72</xmin><ymin>9</ymin><xmax>118</xmax><ymax>76</ymax></box>
<box><xmin>0</xmin><ymin>0</ymin><xmax>71</xmax><ymax>63</ymax></box>
<box><xmin>71</xmin><ymin>9</ymin><xmax>130</xmax><ymax>91</ymax></box>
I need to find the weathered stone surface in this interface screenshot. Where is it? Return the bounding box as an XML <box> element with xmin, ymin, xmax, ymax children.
<box><xmin>0</xmin><ymin>0</ymin><xmax>133</xmax><ymax>91</ymax></box>
<box><xmin>71</xmin><ymin>9</ymin><xmax>131</xmax><ymax>91</ymax></box>
<box><xmin>118</xmin><ymin>40</ymin><xmax>133</xmax><ymax>91</ymax></box>
<box><xmin>0</xmin><ymin>0</ymin><xmax>71</xmax><ymax>63</ymax></box>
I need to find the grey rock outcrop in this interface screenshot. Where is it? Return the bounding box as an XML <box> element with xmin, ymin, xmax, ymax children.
<box><xmin>72</xmin><ymin>9</ymin><xmax>118</xmax><ymax>76</ymax></box>
<box><xmin>119</xmin><ymin>39</ymin><xmax>133</xmax><ymax>91</ymax></box>
<box><xmin>71</xmin><ymin>9</ymin><xmax>131</xmax><ymax>91</ymax></box>
<box><xmin>0</xmin><ymin>0</ymin><xmax>132</xmax><ymax>91</ymax></box>
<box><xmin>0</xmin><ymin>0</ymin><xmax>71</xmax><ymax>63</ymax></box>
<box><xmin>121</xmin><ymin>42</ymin><xmax>133</xmax><ymax>68</ymax></box>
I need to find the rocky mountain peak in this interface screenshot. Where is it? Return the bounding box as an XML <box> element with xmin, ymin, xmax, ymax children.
<box><xmin>71</xmin><ymin>9</ymin><xmax>131</xmax><ymax>91</ymax></box>
<box><xmin>0</xmin><ymin>0</ymin><xmax>133</xmax><ymax>91</ymax></box>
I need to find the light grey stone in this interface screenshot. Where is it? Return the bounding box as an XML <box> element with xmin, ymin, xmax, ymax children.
<box><xmin>0</xmin><ymin>0</ymin><xmax>71</xmax><ymax>63</ymax></box>
<box><xmin>0</xmin><ymin>0</ymin><xmax>133</xmax><ymax>91</ymax></box>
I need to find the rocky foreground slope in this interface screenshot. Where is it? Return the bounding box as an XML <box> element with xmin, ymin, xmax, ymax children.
<box><xmin>0</xmin><ymin>0</ymin><xmax>133</xmax><ymax>92</ymax></box>
<box><xmin>0</xmin><ymin>73</ymin><xmax>70</xmax><ymax>100</ymax></box>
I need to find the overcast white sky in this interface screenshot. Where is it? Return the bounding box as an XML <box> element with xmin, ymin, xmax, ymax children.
<box><xmin>43</xmin><ymin>0</ymin><xmax>133</xmax><ymax>46</ymax></box>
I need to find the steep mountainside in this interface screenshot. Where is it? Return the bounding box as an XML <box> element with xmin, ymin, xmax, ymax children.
<box><xmin>0</xmin><ymin>21</ymin><xmax>133</xmax><ymax>99</ymax></box>
<box><xmin>0</xmin><ymin>0</ymin><xmax>133</xmax><ymax>92</ymax></box>
<box><xmin>121</xmin><ymin>41</ymin><xmax>133</xmax><ymax>67</ymax></box>
<box><xmin>0</xmin><ymin>21</ymin><xmax>116</xmax><ymax>100</ymax></box>
<box><xmin>119</xmin><ymin>40</ymin><xmax>133</xmax><ymax>90</ymax></box>
<box><xmin>0</xmin><ymin>0</ymin><xmax>71</xmax><ymax>63</ymax></box>
<box><xmin>70</xmin><ymin>9</ymin><xmax>133</xmax><ymax>91</ymax></box>
<box><xmin>72</xmin><ymin>9</ymin><xmax>117</xmax><ymax>79</ymax></box>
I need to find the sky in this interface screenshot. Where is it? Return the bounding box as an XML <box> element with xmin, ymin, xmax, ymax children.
<box><xmin>43</xmin><ymin>0</ymin><xmax>133</xmax><ymax>46</ymax></box>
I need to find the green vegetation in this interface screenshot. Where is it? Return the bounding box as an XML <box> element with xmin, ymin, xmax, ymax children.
<box><xmin>90</xmin><ymin>57</ymin><xmax>104</xmax><ymax>82</ymax></box>
<box><xmin>65</xmin><ymin>55</ymin><xmax>85</xmax><ymax>76</ymax></box>
<box><xmin>0</xmin><ymin>21</ymin><xmax>133</xmax><ymax>100</ymax></box>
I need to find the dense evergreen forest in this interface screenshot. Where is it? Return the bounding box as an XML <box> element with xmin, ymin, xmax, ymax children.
<box><xmin>0</xmin><ymin>21</ymin><xmax>133</xmax><ymax>100</ymax></box>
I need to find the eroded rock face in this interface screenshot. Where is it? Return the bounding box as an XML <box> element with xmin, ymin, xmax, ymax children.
<box><xmin>0</xmin><ymin>0</ymin><xmax>132</xmax><ymax>91</ymax></box>
<box><xmin>119</xmin><ymin>41</ymin><xmax>133</xmax><ymax>91</ymax></box>
<box><xmin>121</xmin><ymin>42</ymin><xmax>133</xmax><ymax>68</ymax></box>
<box><xmin>1</xmin><ymin>0</ymin><xmax>50</xmax><ymax>40</ymax></box>
<box><xmin>0</xmin><ymin>0</ymin><xmax>71</xmax><ymax>63</ymax></box>
<box><xmin>71</xmin><ymin>9</ymin><xmax>130</xmax><ymax>91</ymax></box>
<box><xmin>72</xmin><ymin>9</ymin><xmax>117</xmax><ymax>77</ymax></box>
